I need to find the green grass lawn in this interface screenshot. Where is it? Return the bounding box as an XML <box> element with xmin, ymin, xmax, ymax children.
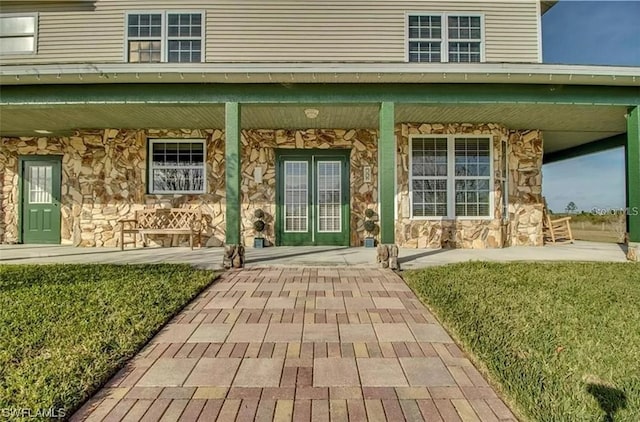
<box><xmin>0</xmin><ymin>264</ymin><xmax>216</xmax><ymax>418</ymax></box>
<box><xmin>404</xmin><ymin>262</ymin><xmax>640</xmax><ymax>422</ymax></box>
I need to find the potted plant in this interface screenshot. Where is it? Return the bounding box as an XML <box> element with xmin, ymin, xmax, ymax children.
<box><xmin>363</xmin><ymin>208</ymin><xmax>378</xmax><ymax>248</ymax></box>
<box><xmin>253</xmin><ymin>208</ymin><xmax>266</xmax><ymax>248</ymax></box>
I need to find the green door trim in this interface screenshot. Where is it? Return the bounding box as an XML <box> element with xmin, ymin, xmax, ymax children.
<box><xmin>313</xmin><ymin>157</ymin><xmax>350</xmax><ymax>246</ymax></box>
<box><xmin>275</xmin><ymin>149</ymin><xmax>351</xmax><ymax>246</ymax></box>
<box><xmin>18</xmin><ymin>155</ymin><xmax>62</xmax><ymax>244</ymax></box>
<box><xmin>276</xmin><ymin>155</ymin><xmax>312</xmax><ymax>246</ymax></box>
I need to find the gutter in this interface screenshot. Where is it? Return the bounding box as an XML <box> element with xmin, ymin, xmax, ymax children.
<box><xmin>1</xmin><ymin>62</ymin><xmax>639</xmax><ymax>86</ymax></box>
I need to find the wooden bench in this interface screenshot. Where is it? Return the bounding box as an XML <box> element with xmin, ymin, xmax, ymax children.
<box><xmin>119</xmin><ymin>208</ymin><xmax>203</xmax><ymax>250</ymax></box>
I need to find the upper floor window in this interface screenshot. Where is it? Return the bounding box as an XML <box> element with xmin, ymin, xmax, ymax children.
<box><xmin>127</xmin><ymin>12</ymin><xmax>203</xmax><ymax>63</ymax></box>
<box><xmin>0</xmin><ymin>14</ymin><xmax>37</xmax><ymax>55</ymax></box>
<box><xmin>408</xmin><ymin>14</ymin><xmax>482</xmax><ymax>63</ymax></box>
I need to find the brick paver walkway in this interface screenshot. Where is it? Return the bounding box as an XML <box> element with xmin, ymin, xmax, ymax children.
<box><xmin>73</xmin><ymin>268</ymin><xmax>516</xmax><ymax>421</ymax></box>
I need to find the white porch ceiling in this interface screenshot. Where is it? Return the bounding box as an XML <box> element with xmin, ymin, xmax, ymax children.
<box><xmin>0</xmin><ymin>103</ymin><xmax>627</xmax><ymax>154</ymax></box>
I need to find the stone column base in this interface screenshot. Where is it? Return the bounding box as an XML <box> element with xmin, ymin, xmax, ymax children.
<box><xmin>223</xmin><ymin>244</ymin><xmax>245</xmax><ymax>269</ymax></box>
<box><xmin>377</xmin><ymin>244</ymin><xmax>400</xmax><ymax>270</ymax></box>
<box><xmin>627</xmin><ymin>242</ymin><xmax>639</xmax><ymax>262</ymax></box>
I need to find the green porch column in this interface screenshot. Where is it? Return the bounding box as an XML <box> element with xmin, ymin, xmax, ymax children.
<box><xmin>224</xmin><ymin>102</ymin><xmax>244</xmax><ymax>268</ymax></box>
<box><xmin>377</xmin><ymin>102</ymin><xmax>399</xmax><ymax>268</ymax></box>
<box><xmin>379</xmin><ymin>102</ymin><xmax>395</xmax><ymax>244</ymax></box>
<box><xmin>627</xmin><ymin>106</ymin><xmax>640</xmax><ymax>246</ymax></box>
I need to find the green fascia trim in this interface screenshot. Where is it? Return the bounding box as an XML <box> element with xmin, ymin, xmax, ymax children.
<box><xmin>379</xmin><ymin>102</ymin><xmax>395</xmax><ymax>244</ymax></box>
<box><xmin>225</xmin><ymin>102</ymin><xmax>241</xmax><ymax>245</ymax></box>
<box><xmin>627</xmin><ymin>106</ymin><xmax>640</xmax><ymax>242</ymax></box>
<box><xmin>543</xmin><ymin>134</ymin><xmax>627</xmax><ymax>164</ymax></box>
<box><xmin>1</xmin><ymin>83</ymin><xmax>639</xmax><ymax>106</ymax></box>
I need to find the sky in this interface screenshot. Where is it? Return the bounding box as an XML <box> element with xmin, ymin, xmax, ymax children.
<box><xmin>541</xmin><ymin>0</ymin><xmax>640</xmax><ymax>213</ymax></box>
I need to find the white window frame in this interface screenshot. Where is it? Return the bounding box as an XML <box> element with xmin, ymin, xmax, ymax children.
<box><xmin>405</xmin><ymin>14</ymin><xmax>443</xmax><ymax>63</ymax></box>
<box><xmin>405</xmin><ymin>12</ymin><xmax>485</xmax><ymax>63</ymax></box>
<box><xmin>125</xmin><ymin>10</ymin><xmax>164</xmax><ymax>63</ymax></box>
<box><xmin>124</xmin><ymin>10</ymin><xmax>205</xmax><ymax>63</ymax></box>
<box><xmin>409</xmin><ymin>136</ymin><xmax>449</xmax><ymax>219</ymax></box>
<box><xmin>409</xmin><ymin>134</ymin><xmax>494</xmax><ymax>220</ymax></box>
<box><xmin>0</xmin><ymin>13</ymin><xmax>38</xmax><ymax>55</ymax></box>
<box><xmin>498</xmin><ymin>138</ymin><xmax>509</xmax><ymax>221</ymax></box>
<box><xmin>148</xmin><ymin>138</ymin><xmax>207</xmax><ymax>195</ymax></box>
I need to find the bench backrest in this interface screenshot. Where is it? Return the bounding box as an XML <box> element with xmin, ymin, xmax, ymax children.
<box><xmin>135</xmin><ymin>208</ymin><xmax>202</xmax><ymax>229</ymax></box>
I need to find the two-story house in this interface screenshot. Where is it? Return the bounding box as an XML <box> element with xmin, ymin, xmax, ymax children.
<box><xmin>1</xmin><ymin>1</ymin><xmax>639</xmax><ymax>264</ymax></box>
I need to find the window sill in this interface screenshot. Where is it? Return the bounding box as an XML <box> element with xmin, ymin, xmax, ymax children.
<box><xmin>147</xmin><ymin>192</ymin><xmax>207</xmax><ymax>196</ymax></box>
<box><xmin>409</xmin><ymin>216</ymin><xmax>494</xmax><ymax>221</ymax></box>
<box><xmin>0</xmin><ymin>51</ymin><xmax>37</xmax><ymax>56</ymax></box>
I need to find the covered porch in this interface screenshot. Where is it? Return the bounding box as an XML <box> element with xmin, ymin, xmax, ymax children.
<box><xmin>1</xmin><ymin>66</ymin><xmax>639</xmax><ymax>264</ymax></box>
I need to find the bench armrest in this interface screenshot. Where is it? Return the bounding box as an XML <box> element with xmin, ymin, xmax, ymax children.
<box><xmin>118</xmin><ymin>218</ymin><xmax>139</xmax><ymax>230</ymax></box>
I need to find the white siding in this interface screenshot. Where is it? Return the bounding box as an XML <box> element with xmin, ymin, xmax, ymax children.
<box><xmin>0</xmin><ymin>0</ymin><xmax>541</xmax><ymax>65</ymax></box>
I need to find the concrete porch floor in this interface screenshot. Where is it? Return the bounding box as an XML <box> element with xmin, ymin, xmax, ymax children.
<box><xmin>0</xmin><ymin>241</ymin><xmax>628</xmax><ymax>269</ymax></box>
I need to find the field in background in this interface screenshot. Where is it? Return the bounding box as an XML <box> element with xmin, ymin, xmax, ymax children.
<box><xmin>553</xmin><ymin>213</ymin><xmax>626</xmax><ymax>243</ymax></box>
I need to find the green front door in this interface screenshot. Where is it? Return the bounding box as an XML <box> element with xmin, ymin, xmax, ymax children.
<box><xmin>20</xmin><ymin>157</ymin><xmax>62</xmax><ymax>244</ymax></box>
<box><xmin>276</xmin><ymin>150</ymin><xmax>350</xmax><ymax>246</ymax></box>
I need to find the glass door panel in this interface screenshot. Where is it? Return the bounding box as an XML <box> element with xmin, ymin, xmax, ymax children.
<box><xmin>284</xmin><ymin>161</ymin><xmax>309</xmax><ymax>233</ymax></box>
<box><xmin>28</xmin><ymin>165</ymin><xmax>53</xmax><ymax>204</ymax></box>
<box><xmin>317</xmin><ymin>161</ymin><xmax>341</xmax><ymax>233</ymax></box>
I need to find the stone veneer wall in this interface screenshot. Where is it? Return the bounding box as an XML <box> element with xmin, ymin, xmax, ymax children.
<box><xmin>0</xmin><ymin>128</ymin><xmax>378</xmax><ymax>247</ymax></box>
<box><xmin>0</xmin><ymin>124</ymin><xmax>542</xmax><ymax>248</ymax></box>
<box><xmin>0</xmin><ymin>129</ymin><xmax>226</xmax><ymax>247</ymax></box>
<box><xmin>395</xmin><ymin>123</ymin><xmax>543</xmax><ymax>248</ymax></box>
<box><xmin>239</xmin><ymin>129</ymin><xmax>378</xmax><ymax>247</ymax></box>
<box><xmin>507</xmin><ymin>129</ymin><xmax>544</xmax><ymax>246</ymax></box>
